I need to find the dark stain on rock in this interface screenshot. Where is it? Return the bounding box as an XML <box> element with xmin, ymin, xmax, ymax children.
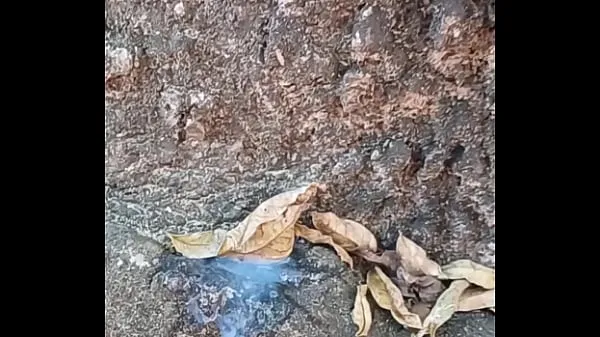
<box><xmin>443</xmin><ymin>143</ymin><xmax>465</xmax><ymax>169</ymax></box>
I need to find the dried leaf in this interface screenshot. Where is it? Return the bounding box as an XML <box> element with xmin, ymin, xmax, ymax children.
<box><xmin>166</xmin><ymin>229</ymin><xmax>228</xmax><ymax>259</ymax></box>
<box><xmin>221</xmin><ymin>183</ymin><xmax>324</xmax><ymax>254</ymax></box>
<box><xmin>396</xmin><ymin>232</ymin><xmax>442</xmax><ymax>277</ymax></box>
<box><xmin>457</xmin><ymin>288</ymin><xmax>495</xmax><ymax>312</ymax></box>
<box><xmin>359</xmin><ymin>250</ymin><xmax>402</xmax><ymax>274</ymax></box>
<box><xmin>366</xmin><ymin>268</ymin><xmax>392</xmax><ymax>310</ymax></box>
<box><xmin>352</xmin><ymin>285</ymin><xmax>372</xmax><ymax>337</ymax></box>
<box><xmin>295</xmin><ymin>223</ymin><xmax>354</xmax><ymax>268</ymax></box>
<box><xmin>390</xmin><ymin>276</ymin><xmax>416</xmax><ymax>300</ymax></box>
<box><xmin>411</xmin><ymin>276</ymin><xmax>446</xmax><ymax>304</ymax></box>
<box><xmin>439</xmin><ymin>259</ymin><xmax>495</xmax><ymax>289</ymax></box>
<box><xmin>414</xmin><ymin>280</ymin><xmax>470</xmax><ymax>337</ymax></box>
<box><xmin>311</xmin><ymin>212</ymin><xmax>378</xmax><ymax>252</ymax></box>
<box><xmin>228</xmin><ymin>202</ymin><xmax>309</xmax><ymax>255</ymax></box>
<box><xmin>224</xmin><ymin>226</ymin><xmax>296</xmax><ymax>260</ymax></box>
<box><xmin>367</xmin><ymin>267</ymin><xmax>422</xmax><ymax>329</ymax></box>
<box><xmin>391</xmin><ymin>266</ymin><xmax>419</xmax><ymax>299</ymax></box>
<box><xmin>396</xmin><ymin>269</ymin><xmax>445</xmax><ymax>303</ymax></box>
<box><xmin>168</xmin><ymin>183</ymin><xmax>324</xmax><ymax>260</ymax></box>
<box><xmin>397</xmin><ymin>265</ymin><xmax>419</xmax><ymax>284</ymax></box>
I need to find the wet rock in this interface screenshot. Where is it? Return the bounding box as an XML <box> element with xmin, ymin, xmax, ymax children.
<box><xmin>154</xmin><ymin>244</ymin><xmax>355</xmax><ymax>337</ymax></box>
<box><xmin>153</xmin><ymin>242</ymin><xmax>494</xmax><ymax>337</ymax></box>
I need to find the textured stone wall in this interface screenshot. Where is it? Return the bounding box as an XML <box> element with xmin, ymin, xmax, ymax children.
<box><xmin>105</xmin><ymin>0</ymin><xmax>495</xmax><ymax>336</ymax></box>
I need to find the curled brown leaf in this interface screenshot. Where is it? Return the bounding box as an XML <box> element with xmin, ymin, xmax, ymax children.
<box><xmin>396</xmin><ymin>232</ymin><xmax>442</xmax><ymax>277</ymax></box>
<box><xmin>168</xmin><ymin>184</ymin><xmax>324</xmax><ymax>260</ymax></box>
<box><xmin>414</xmin><ymin>280</ymin><xmax>471</xmax><ymax>337</ymax></box>
<box><xmin>457</xmin><ymin>288</ymin><xmax>495</xmax><ymax>312</ymax></box>
<box><xmin>295</xmin><ymin>223</ymin><xmax>354</xmax><ymax>268</ymax></box>
<box><xmin>222</xmin><ymin>183</ymin><xmax>325</xmax><ymax>254</ymax></box>
<box><xmin>361</xmin><ymin>252</ymin><xmax>444</xmax><ymax>303</ymax></box>
<box><xmin>352</xmin><ymin>285</ymin><xmax>372</xmax><ymax>337</ymax></box>
<box><xmin>367</xmin><ymin>267</ymin><xmax>423</xmax><ymax>329</ymax></box>
<box><xmin>366</xmin><ymin>268</ymin><xmax>392</xmax><ymax>310</ymax></box>
<box><xmin>390</xmin><ymin>275</ymin><xmax>415</xmax><ymax>300</ymax></box>
<box><xmin>359</xmin><ymin>250</ymin><xmax>402</xmax><ymax>274</ymax></box>
<box><xmin>439</xmin><ymin>259</ymin><xmax>495</xmax><ymax>289</ymax></box>
<box><xmin>311</xmin><ymin>212</ymin><xmax>378</xmax><ymax>252</ymax></box>
<box><xmin>411</xmin><ymin>275</ymin><xmax>446</xmax><ymax>304</ymax></box>
<box><xmin>166</xmin><ymin>229</ymin><xmax>228</xmax><ymax>259</ymax></box>
<box><xmin>224</xmin><ymin>226</ymin><xmax>296</xmax><ymax>260</ymax></box>
<box><xmin>227</xmin><ymin>202</ymin><xmax>308</xmax><ymax>256</ymax></box>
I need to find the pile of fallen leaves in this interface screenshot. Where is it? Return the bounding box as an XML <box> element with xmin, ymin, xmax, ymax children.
<box><xmin>167</xmin><ymin>183</ymin><xmax>495</xmax><ymax>337</ymax></box>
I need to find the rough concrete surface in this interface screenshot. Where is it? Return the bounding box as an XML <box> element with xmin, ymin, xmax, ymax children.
<box><xmin>105</xmin><ymin>0</ymin><xmax>495</xmax><ymax>336</ymax></box>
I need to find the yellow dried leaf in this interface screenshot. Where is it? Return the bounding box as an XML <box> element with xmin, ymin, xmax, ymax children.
<box><xmin>295</xmin><ymin>223</ymin><xmax>354</xmax><ymax>268</ymax></box>
<box><xmin>457</xmin><ymin>288</ymin><xmax>495</xmax><ymax>312</ymax></box>
<box><xmin>352</xmin><ymin>285</ymin><xmax>372</xmax><ymax>337</ymax></box>
<box><xmin>166</xmin><ymin>229</ymin><xmax>228</xmax><ymax>259</ymax></box>
<box><xmin>414</xmin><ymin>280</ymin><xmax>470</xmax><ymax>337</ymax></box>
<box><xmin>168</xmin><ymin>184</ymin><xmax>324</xmax><ymax>260</ymax></box>
<box><xmin>230</xmin><ymin>202</ymin><xmax>309</xmax><ymax>255</ymax></box>
<box><xmin>221</xmin><ymin>183</ymin><xmax>324</xmax><ymax>254</ymax></box>
<box><xmin>359</xmin><ymin>250</ymin><xmax>402</xmax><ymax>275</ymax></box>
<box><xmin>366</xmin><ymin>269</ymin><xmax>392</xmax><ymax>310</ymax></box>
<box><xmin>224</xmin><ymin>226</ymin><xmax>296</xmax><ymax>260</ymax></box>
<box><xmin>396</xmin><ymin>232</ymin><xmax>442</xmax><ymax>277</ymax></box>
<box><xmin>311</xmin><ymin>212</ymin><xmax>378</xmax><ymax>252</ymax></box>
<box><xmin>439</xmin><ymin>259</ymin><xmax>495</xmax><ymax>289</ymax></box>
<box><xmin>411</xmin><ymin>275</ymin><xmax>446</xmax><ymax>305</ymax></box>
<box><xmin>367</xmin><ymin>267</ymin><xmax>422</xmax><ymax>329</ymax></box>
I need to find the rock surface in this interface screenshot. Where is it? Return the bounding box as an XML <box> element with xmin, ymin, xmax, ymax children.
<box><xmin>105</xmin><ymin>0</ymin><xmax>495</xmax><ymax>336</ymax></box>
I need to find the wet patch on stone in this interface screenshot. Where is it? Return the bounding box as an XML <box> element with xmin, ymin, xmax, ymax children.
<box><xmin>155</xmin><ymin>252</ymin><xmax>306</xmax><ymax>337</ymax></box>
